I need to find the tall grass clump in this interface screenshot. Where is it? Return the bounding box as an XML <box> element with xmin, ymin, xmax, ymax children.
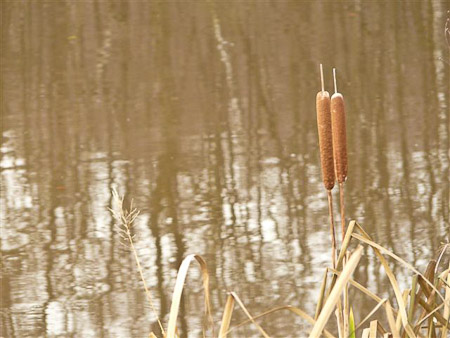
<box><xmin>110</xmin><ymin>193</ymin><xmax>450</xmax><ymax>337</ymax></box>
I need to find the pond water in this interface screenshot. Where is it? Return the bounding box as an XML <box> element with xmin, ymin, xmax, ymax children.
<box><xmin>2</xmin><ymin>2</ymin><xmax>449</xmax><ymax>337</ymax></box>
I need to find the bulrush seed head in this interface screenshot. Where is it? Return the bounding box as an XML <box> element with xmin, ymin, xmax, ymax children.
<box><xmin>331</xmin><ymin>93</ymin><xmax>348</xmax><ymax>183</ymax></box>
<box><xmin>316</xmin><ymin>90</ymin><xmax>335</xmax><ymax>190</ymax></box>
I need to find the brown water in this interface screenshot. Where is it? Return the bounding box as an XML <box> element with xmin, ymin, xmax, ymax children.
<box><xmin>2</xmin><ymin>2</ymin><xmax>449</xmax><ymax>337</ymax></box>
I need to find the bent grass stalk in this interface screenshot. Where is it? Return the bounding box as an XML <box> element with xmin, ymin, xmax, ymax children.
<box><xmin>166</xmin><ymin>254</ymin><xmax>214</xmax><ymax>338</ymax></box>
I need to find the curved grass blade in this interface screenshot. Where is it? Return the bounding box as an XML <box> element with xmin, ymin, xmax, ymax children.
<box><xmin>315</xmin><ymin>270</ymin><xmax>329</xmax><ymax>319</ymax></box>
<box><xmin>354</xmin><ymin>299</ymin><xmax>387</xmax><ymax>333</ymax></box>
<box><xmin>218</xmin><ymin>294</ymin><xmax>235</xmax><ymax>338</ymax></box>
<box><xmin>166</xmin><ymin>254</ymin><xmax>213</xmax><ymax>338</ymax></box>
<box><xmin>352</xmin><ymin>229</ymin><xmax>445</xmax><ymax>304</ymax></box>
<box><xmin>443</xmin><ymin>263</ymin><xmax>450</xmax><ymax>337</ymax></box>
<box><xmin>352</xmin><ymin>231</ymin><xmax>426</xmax><ymax>337</ymax></box>
<box><xmin>385</xmin><ymin>300</ymin><xmax>400</xmax><ymax>337</ymax></box>
<box><xmin>228</xmin><ymin>292</ymin><xmax>271</xmax><ymax>338</ymax></box>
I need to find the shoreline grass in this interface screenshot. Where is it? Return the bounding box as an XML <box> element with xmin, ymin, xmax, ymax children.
<box><xmin>110</xmin><ymin>193</ymin><xmax>450</xmax><ymax>337</ymax></box>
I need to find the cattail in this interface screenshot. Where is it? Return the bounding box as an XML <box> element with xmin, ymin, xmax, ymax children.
<box><xmin>331</xmin><ymin>69</ymin><xmax>348</xmax><ymax>183</ymax></box>
<box><xmin>316</xmin><ymin>65</ymin><xmax>336</xmax><ymax>191</ymax></box>
<box><xmin>317</xmin><ymin>64</ymin><xmax>337</xmax><ymax>269</ymax></box>
<box><xmin>331</xmin><ymin>68</ymin><xmax>348</xmax><ymax>242</ymax></box>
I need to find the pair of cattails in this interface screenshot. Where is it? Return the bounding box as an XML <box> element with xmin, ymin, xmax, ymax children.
<box><xmin>316</xmin><ymin>64</ymin><xmax>348</xmax><ymax>268</ymax></box>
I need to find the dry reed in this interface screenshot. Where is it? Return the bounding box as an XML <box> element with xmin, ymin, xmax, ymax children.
<box><xmin>110</xmin><ymin>189</ymin><xmax>450</xmax><ymax>337</ymax></box>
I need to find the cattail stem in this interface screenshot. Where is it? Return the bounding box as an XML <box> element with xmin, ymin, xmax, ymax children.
<box><xmin>320</xmin><ymin>63</ymin><xmax>325</xmax><ymax>92</ymax></box>
<box><xmin>333</xmin><ymin>68</ymin><xmax>338</xmax><ymax>94</ymax></box>
<box><xmin>327</xmin><ymin>190</ymin><xmax>337</xmax><ymax>269</ymax></box>
<box><xmin>339</xmin><ymin>182</ymin><xmax>345</xmax><ymax>241</ymax></box>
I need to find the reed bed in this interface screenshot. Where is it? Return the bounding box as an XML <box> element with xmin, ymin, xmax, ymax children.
<box><xmin>110</xmin><ymin>194</ymin><xmax>450</xmax><ymax>337</ymax></box>
<box><xmin>109</xmin><ymin>64</ymin><xmax>449</xmax><ymax>337</ymax></box>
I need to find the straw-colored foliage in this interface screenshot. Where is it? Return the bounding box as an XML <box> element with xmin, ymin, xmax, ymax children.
<box><xmin>110</xmin><ymin>191</ymin><xmax>449</xmax><ymax>338</ymax></box>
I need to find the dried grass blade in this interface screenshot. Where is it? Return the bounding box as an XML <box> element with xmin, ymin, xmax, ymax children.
<box><xmin>408</xmin><ymin>275</ymin><xmax>418</xmax><ymax>324</ymax></box>
<box><xmin>328</xmin><ymin>220</ymin><xmax>356</xmax><ymax>296</ymax></box>
<box><xmin>439</xmin><ymin>268</ymin><xmax>450</xmax><ymax>288</ymax></box>
<box><xmin>335</xmin><ymin>309</ymin><xmax>343</xmax><ymax>338</ymax></box>
<box><xmin>229</xmin><ymin>305</ymin><xmax>336</xmax><ymax>338</ymax></box>
<box><xmin>329</xmin><ymin>268</ymin><xmax>386</xmax><ymax>306</ymax></box>
<box><xmin>414</xmin><ymin>303</ymin><xmax>444</xmax><ymax>329</ymax></box>
<box><xmin>315</xmin><ymin>270</ymin><xmax>329</xmax><ymax>319</ymax></box>
<box><xmin>337</xmin><ymin>220</ymin><xmax>356</xmax><ymax>267</ymax></box>
<box><xmin>442</xmin><ymin>263</ymin><xmax>450</xmax><ymax>337</ymax></box>
<box><xmin>229</xmin><ymin>292</ymin><xmax>270</xmax><ymax>338</ymax></box>
<box><xmin>385</xmin><ymin>300</ymin><xmax>400</xmax><ymax>337</ymax></box>
<box><xmin>354</xmin><ymin>298</ymin><xmax>387</xmax><ymax>333</ymax></box>
<box><xmin>369</xmin><ymin>320</ymin><xmax>378</xmax><ymax>337</ymax></box>
<box><xmin>352</xmin><ymin>229</ymin><xmax>445</xmax><ymax>304</ymax></box>
<box><xmin>418</xmin><ymin>261</ymin><xmax>436</xmax><ymax>299</ymax></box>
<box><xmin>309</xmin><ymin>246</ymin><xmax>363</xmax><ymax>338</ymax></box>
<box><xmin>416</xmin><ymin>298</ymin><xmax>447</xmax><ymax>328</ymax></box>
<box><xmin>330</xmin><ymin>267</ymin><xmax>401</xmax><ymax>336</ymax></box>
<box><xmin>395</xmin><ymin>290</ymin><xmax>410</xmax><ymax>333</ymax></box>
<box><xmin>352</xmin><ymin>232</ymin><xmax>423</xmax><ymax>336</ymax></box>
<box><xmin>218</xmin><ymin>294</ymin><xmax>235</xmax><ymax>338</ymax></box>
<box><xmin>362</xmin><ymin>328</ymin><xmax>370</xmax><ymax>338</ymax></box>
<box><xmin>166</xmin><ymin>254</ymin><xmax>213</xmax><ymax>338</ymax></box>
<box><xmin>343</xmin><ymin>256</ymin><xmax>350</xmax><ymax>337</ymax></box>
<box><xmin>435</xmin><ymin>243</ymin><xmax>449</xmax><ymax>270</ymax></box>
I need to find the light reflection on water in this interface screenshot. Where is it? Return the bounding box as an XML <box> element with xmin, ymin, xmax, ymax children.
<box><xmin>2</xmin><ymin>2</ymin><xmax>449</xmax><ymax>337</ymax></box>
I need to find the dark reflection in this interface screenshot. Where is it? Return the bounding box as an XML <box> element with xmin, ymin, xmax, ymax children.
<box><xmin>2</xmin><ymin>2</ymin><xmax>449</xmax><ymax>337</ymax></box>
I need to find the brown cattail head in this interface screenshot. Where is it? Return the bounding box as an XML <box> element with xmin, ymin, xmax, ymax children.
<box><xmin>331</xmin><ymin>93</ymin><xmax>347</xmax><ymax>183</ymax></box>
<box><xmin>316</xmin><ymin>90</ymin><xmax>335</xmax><ymax>190</ymax></box>
<box><xmin>331</xmin><ymin>69</ymin><xmax>348</xmax><ymax>183</ymax></box>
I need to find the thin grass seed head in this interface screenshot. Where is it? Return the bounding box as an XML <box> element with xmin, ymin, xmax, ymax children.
<box><xmin>110</xmin><ymin>188</ymin><xmax>140</xmax><ymax>247</ymax></box>
<box><xmin>109</xmin><ymin>189</ymin><xmax>165</xmax><ymax>335</ymax></box>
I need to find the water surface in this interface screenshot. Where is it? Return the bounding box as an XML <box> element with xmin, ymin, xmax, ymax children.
<box><xmin>2</xmin><ymin>2</ymin><xmax>449</xmax><ymax>337</ymax></box>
